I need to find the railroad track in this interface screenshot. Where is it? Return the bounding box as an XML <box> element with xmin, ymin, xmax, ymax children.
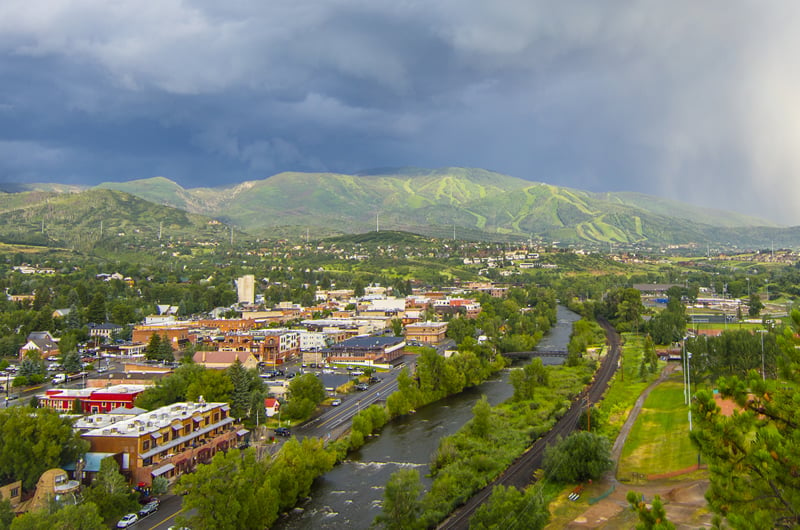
<box><xmin>438</xmin><ymin>319</ymin><xmax>621</xmax><ymax>529</ymax></box>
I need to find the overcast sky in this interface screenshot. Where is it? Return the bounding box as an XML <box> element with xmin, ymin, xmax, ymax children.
<box><xmin>1</xmin><ymin>1</ymin><xmax>799</xmax><ymax>224</ymax></box>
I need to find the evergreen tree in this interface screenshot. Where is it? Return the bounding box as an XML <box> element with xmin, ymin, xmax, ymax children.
<box><xmin>85</xmin><ymin>292</ymin><xmax>107</xmax><ymax>324</ymax></box>
<box><xmin>627</xmin><ymin>492</ymin><xmax>675</xmax><ymax>530</ymax></box>
<box><xmin>145</xmin><ymin>333</ymin><xmax>162</xmax><ymax>360</ymax></box>
<box><xmin>227</xmin><ymin>358</ymin><xmax>252</xmax><ymax>420</ymax></box>
<box><xmin>691</xmin><ymin>371</ymin><xmax>800</xmax><ymax>528</ymax></box>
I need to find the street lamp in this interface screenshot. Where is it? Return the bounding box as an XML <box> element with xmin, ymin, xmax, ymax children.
<box><xmin>757</xmin><ymin>329</ymin><xmax>767</xmax><ymax>381</ymax></box>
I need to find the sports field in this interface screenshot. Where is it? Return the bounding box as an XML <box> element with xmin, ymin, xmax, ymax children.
<box><xmin>618</xmin><ymin>379</ymin><xmax>699</xmax><ymax>478</ymax></box>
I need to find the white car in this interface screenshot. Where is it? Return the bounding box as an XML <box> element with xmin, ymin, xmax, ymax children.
<box><xmin>117</xmin><ymin>513</ymin><xmax>138</xmax><ymax>528</ymax></box>
<box><xmin>331</xmin><ymin>399</ymin><xmax>342</xmax><ymax>406</ymax></box>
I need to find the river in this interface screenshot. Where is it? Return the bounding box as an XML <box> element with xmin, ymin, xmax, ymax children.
<box><xmin>276</xmin><ymin>306</ymin><xmax>580</xmax><ymax>529</ymax></box>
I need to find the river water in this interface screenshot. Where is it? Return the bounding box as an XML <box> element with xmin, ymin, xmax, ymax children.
<box><xmin>276</xmin><ymin>306</ymin><xmax>580</xmax><ymax>529</ymax></box>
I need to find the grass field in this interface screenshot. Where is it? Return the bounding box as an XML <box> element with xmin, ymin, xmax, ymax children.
<box><xmin>618</xmin><ymin>379</ymin><xmax>698</xmax><ymax>478</ymax></box>
<box><xmin>595</xmin><ymin>333</ymin><xmax>662</xmax><ymax>441</ymax></box>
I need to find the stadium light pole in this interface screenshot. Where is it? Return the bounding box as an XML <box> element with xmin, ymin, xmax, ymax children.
<box><xmin>757</xmin><ymin>329</ymin><xmax>767</xmax><ymax>381</ymax></box>
<box><xmin>687</xmin><ymin>351</ymin><xmax>693</xmax><ymax>432</ymax></box>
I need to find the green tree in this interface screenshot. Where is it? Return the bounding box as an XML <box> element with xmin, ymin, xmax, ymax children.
<box><xmin>0</xmin><ymin>407</ymin><xmax>88</xmax><ymax>490</ymax></box>
<box><xmin>470</xmin><ymin>484</ymin><xmax>549</xmax><ymax>530</ymax></box>
<box><xmin>626</xmin><ymin>492</ymin><xmax>675</xmax><ymax>530</ymax></box>
<box><xmin>691</xmin><ymin>372</ymin><xmax>800</xmax><ymax>528</ymax></box>
<box><xmin>509</xmin><ymin>358</ymin><xmax>548</xmax><ymax>401</ymax></box>
<box><xmin>177</xmin><ymin>447</ymin><xmax>279</xmax><ymax>530</ymax></box>
<box><xmin>748</xmin><ymin>293</ymin><xmax>764</xmax><ymax>317</ymax></box>
<box><xmin>185</xmin><ymin>369</ymin><xmax>233</xmax><ymax>403</ymax></box>
<box><xmin>283</xmin><ymin>373</ymin><xmax>326</xmax><ymax>420</ymax></box>
<box><xmin>82</xmin><ymin>457</ymin><xmax>139</xmax><ymax>525</ymax></box>
<box><xmin>391</xmin><ymin>318</ymin><xmax>404</xmax><ymax>337</ymax></box>
<box><xmin>227</xmin><ymin>358</ymin><xmax>252</xmax><ymax>420</ymax></box>
<box><xmin>18</xmin><ymin>350</ymin><xmax>46</xmax><ymax>379</ymax></box>
<box><xmin>145</xmin><ymin>332</ymin><xmax>162</xmax><ymax>360</ymax></box>
<box><xmin>61</xmin><ymin>350</ymin><xmax>82</xmax><ymax>374</ymax></box>
<box><xmin>374</xmin><ymin>468</ymin><xmax>423</xmax><ymax>530</ymax></box>
<box><xmin>542</xmin><ymin>431</ymin><xmax>612</xmax><ymax>483</ymax></box>
<box><xmin>155</xmin><ymin>337</ymin><xmax>175</xmax><ymax>362</ymax></box>
<box><xmin>470</xmin><ymin>395</ymin><xmax>492</xmax><ymax>439</ymax></box>
<box><xmin>85</xmin><ymin>292</ymin><xmax>106</xmax><ymax>324</ymax></box>
<box><xmin>0</xmin><ymin>497</ymin><xmax>13</xmax><ymax>530</ymax></box>
<box><xmin>10</xmin><ymin>502</ymin><xmax>105</xmax><ymax>530</ymax></box>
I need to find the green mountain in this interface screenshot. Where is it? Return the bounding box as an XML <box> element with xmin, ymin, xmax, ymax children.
<box><xmin>94</xmin><ymin>167</ymin><xmax>785</xmax><ymax>247</ymax></box>
<box><xmin>4</xmin><ymin>167</ymin><xmax>794</xmax><ymax>248</ymax></box>
<box><xmin>0</xmin><ymin>188</ymin><xmax>235</xmax><ymax>250</ymax></box>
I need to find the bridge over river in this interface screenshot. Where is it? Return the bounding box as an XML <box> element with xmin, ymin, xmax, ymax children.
<box><xmin>502</xmin><ymin>350</ymin><xmax>569</xmax><ymax>359</ymax></box>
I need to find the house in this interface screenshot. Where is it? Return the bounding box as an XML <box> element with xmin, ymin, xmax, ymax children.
<box><xmin>88</xmin><ymin>323</ymin><xmax>123</xmax><ymax>340</ymax></box>
<box><xmin>192</xmin><ymin>350</ymin><xmax>259</xmax><ymax>370</ymax></box>
<box><xmin>52</xmin><ymin>308</ymin><xmax>73</xmax><ymax>319</ymax></box>
<box><xmin>81</xmin><ymin>401</ymin><xmax>243</xmax><ymax>486</ymax></box>
<box><xmin>19</xmin><ymin>331</ymin><xmax>60</xmax><ymax>359</ymax></box>
<box><xmin>264</xmin><ymin>398</ymin><xmax>280</xmax><ymax>417</ymax></box>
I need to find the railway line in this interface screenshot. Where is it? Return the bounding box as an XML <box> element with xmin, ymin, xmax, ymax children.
<box><xmin>438</xmin><ymin>319</ymin><xmax>621</xmax><ymax>529</ymax></box>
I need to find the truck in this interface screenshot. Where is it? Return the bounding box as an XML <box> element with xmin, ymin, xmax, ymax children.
<box><xmin>51</xmin><ymin>372</ymin><xmax>87</xmax><ymax>385</ymax></box>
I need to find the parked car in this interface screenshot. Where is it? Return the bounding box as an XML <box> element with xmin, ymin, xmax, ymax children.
<box><xmin>116</xmin><ymin>513</ymin><xmax>139</xmax><ymax>528</ymax></box>
<box><xmin>138</xmin><ymin>500</ymin><xmax>159</xmax><ymax>517</ymax></box>
<box><xmin>274</xmin><ymin>427</ymin><xmax>291</xmax><ymax>437</ymax></box>
<box><xmin>331</xmin><ymin>399</ymin><xmax>342</xmax><ymax>406</ymax></box>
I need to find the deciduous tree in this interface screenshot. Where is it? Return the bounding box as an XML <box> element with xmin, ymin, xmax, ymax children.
<box><xmin>374</xmin><ymin>468</ymin><xmax>423</xmax><ymax>529</ymax></box>
<box><xmin>0</xmin><ymin>407</ymin><xmax>88</xmax><ymax>490</ymax></box>
<box><xmin>82</xmin><ymin>457</ymin><xmax>139</xmax><ymax>525</ymax></box>
<box><xmin>542</xmin><ymin>431</ymin><xmax>612</xmax><ymax>484</ymax></box>
<box><xmin>470</xmin><ymin>484</ymin><xmax>549</xmax><ymax>530</ymax></box>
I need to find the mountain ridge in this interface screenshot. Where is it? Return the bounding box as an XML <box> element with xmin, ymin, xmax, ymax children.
<box><xmin>0</xmin><ymin>167</ymin><xmax>790</xmax><ymax>248</ymax></box>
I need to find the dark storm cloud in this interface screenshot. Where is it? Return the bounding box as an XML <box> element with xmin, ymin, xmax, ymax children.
<box><xmin>0</xmin><ymin>1</ymin><xmax>798</xmax><ymax>223</ymax></box>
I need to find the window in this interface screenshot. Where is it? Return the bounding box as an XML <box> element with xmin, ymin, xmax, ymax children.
<box><xmin>10</xmin><ymin>487</ymin><xmax>18</xmax><ymax>498</ymax></box>
<box><xmin>143</xmin><ymin>440</ymin><xmax>150</xmax><ymax>451</ymax></box>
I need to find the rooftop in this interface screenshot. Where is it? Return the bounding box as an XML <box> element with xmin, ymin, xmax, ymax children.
<box><xmin>82</xmin><ymin>401</ymin><xmax>229</xmax><ymax>438</ymax></box>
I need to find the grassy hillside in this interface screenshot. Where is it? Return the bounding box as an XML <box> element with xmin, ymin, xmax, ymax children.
<box><xmin>0</xmin><ymin>189</ymin><xmax>235</xmax><ymax>251</ymax></box>
<box><xmin>9</xmin><ymin>167</ymin><xmax>797</xmax><ymax>248</ymax></box>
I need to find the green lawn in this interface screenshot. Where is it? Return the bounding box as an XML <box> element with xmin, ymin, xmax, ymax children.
<box><xmin>618</xmin><ymin>380</ymin><xmax>698</xmax><ymax>478</ymax></box>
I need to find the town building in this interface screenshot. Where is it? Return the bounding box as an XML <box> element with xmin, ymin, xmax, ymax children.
<box><xmin>192</xmin><ymin>350</ymin><xmax>260</xmax><ymax>370</ymax></box>
<box><xmin>236</xmin><ymin>274</ymin><xmax>256</xmax><ymax>305</ymax></box>
<box><xmin>88</xmin><ymin>322</ymin><xmax>123</xmax><ymax>340</ymax></box>
<box><xmin>405</xmin><ymin>321</ymin><xmax>448</xmax><ymax>344</ymax></box>
<box><xmin>81</xmin><ymin>401</ymin><xmax>242</xmax><ymax>486</ymax></box>
<box><xmin>323</xmin><ymin>336</ymin><xmax>406</xmax><ymax>364</ymax></box>
<box><xmin>38</xmin><ymin>385</ymin><xmax>147</xmax><ymax>414</ymax></box>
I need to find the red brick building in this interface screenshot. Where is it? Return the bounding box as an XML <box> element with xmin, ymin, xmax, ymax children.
<box><xmin>39</xmin><ymin>385</ymin><xmax>147</xmax><ymax>413</ymax></box>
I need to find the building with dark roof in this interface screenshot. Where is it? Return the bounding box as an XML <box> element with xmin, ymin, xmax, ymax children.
<box><xmin>323</xmin><ymin>336</ymin><xmax>406</xmax><ymax>364</ymax></box>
